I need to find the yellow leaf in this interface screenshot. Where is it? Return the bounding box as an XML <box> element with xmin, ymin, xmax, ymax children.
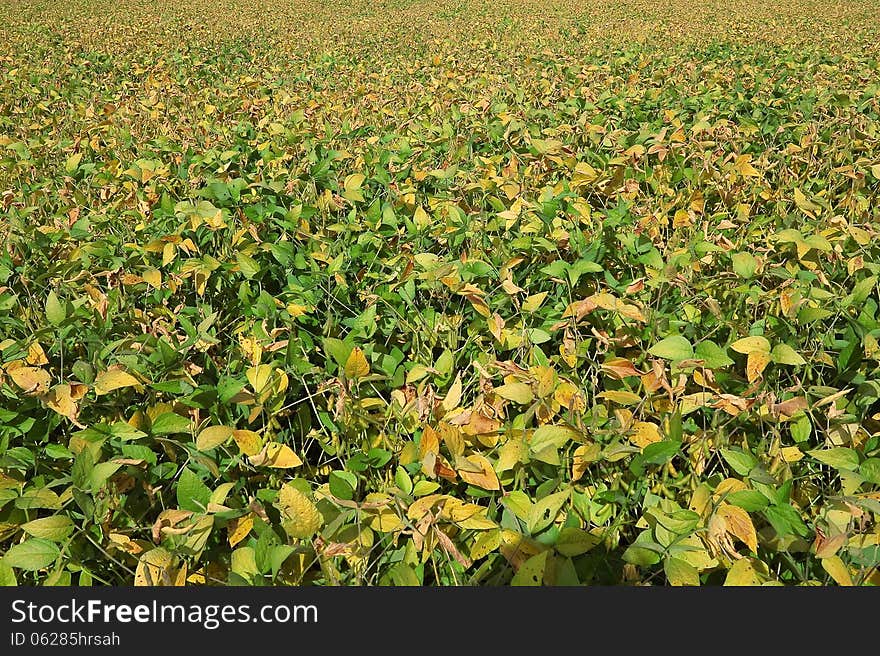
<box><xmin>419</xmin><ymin>424</ymin><xmax>440</xmax><ymax>459</ymax></box>
<box><xmin>9</xmin><ymin>366</ymin><xmax>52</xmax><ymax>394</ymax></box>
<box><xmin>673</xmin><ymin>209</ymin><xmax>692</xmax><ymax>228</ymax></box>
<box><xmin>629</xmin><ymin>421</ymin><xmax>662</xmax><ymax>448</ymax></box>
<box><xmin>248</xmin><ymin>442</ymin><xmax>303</xmax><ymax>468</ymax></box>
<box><xmin>142</xmin><ymin>268</ymin><xmax>162</xmax><ymax>288</ymax></box>
<box><xmin>369</xmin><ymin>510</ymin><xmax>404</xmax><ymax>533</ymax></box>
<box><xmin>679</xmin><ymin>392</ymin><xmax>714</xmax><ymax>415</ymax></box>
<box><xmin>413</xmin><ymin>205</ymin><xmax>430</xmax><ymax>228</ymax></box>
<box><xmin>39</xmin><ymin>384</ymin><xmax>78</xmax><ymax>421</ymax></box>
<box><xmin>344</xmin><ymin>173</ymin><xmax>366</xmax><ymax>191</ymax></box>
<box><xmin>494</xmin><ymin>382</ymin><xmax>534</xmax><ymax>404</ymax></box>
<box><xmin>821</xmin><ymin>556</ymin><xmax>853</xmax><ymax>586</ymax></box>
<box><xmin>730</xmin><ymin>336</ymin><xmax>771</xmax><ymax>354</ymax></box>
<box><xmin>456</xmin><ymin>454</ymin><xmax>500</xmax><ymax>490</ymax></box>
<box><xmin>522</xmin><ymin>292</ymin><xmax>548</xmax><ymax>312</ymax></box>
<box><xmin>496</xmin><ymin>437</ymin><xmax>525</xmax><ymax>473</ymax></box>
<box><xmin>794</xmin><ymin>187</ymin><xmax>820</xmax><ymax>213</ymax></box>
<box><xmin>724</xmin><ymin>558</ymin><xmax>761</xmax><ymax>586</ymax></box>
<box><xmin>196</xmin><ymin>426</ymin><xmax>233</xmax><ymax>451</ymax></box>
<box><xmin>499</xmin><ymin>529</ymin><xmax>546</xmax><ymax>570</ymax></box>
<box><xmin>239</xmin><ymin>336</ymin><xmax>262</xmax><ymax>366</ymax></box>
<box><xmin>276</xmin><ymin>484</ymin><xmax>323</xmax><ymax>539</ymax></box>
<box><xmin>173</xmin><ymin>561</ymin><xmax>188</xmax><ymax>586</ymax></box>
<box><xmin>93</xmin><ymin>368</ymin><xmax>140</xmax><ymax>395</ymax></box>
<box><xmin>134</xmin><ymin>548</ymin><xmax>174</xmax><ymax>586</ymax></box>
<box><xmin>466</xmin><ymin>294</ymin><xmax>491</xmax><ymax>317</ymax></box>
<box><xmin>714</xmin><ymin>478</ymin><xmax>748</xmax><ymax>499</ymax></box>
<box><xmin>162</xmin><ymin>242</ymin><xmax>177</xmax><ymax>267</ymax></box>
<box><xmin>598</xmin><ymin>390</ymin><xmax>642</xmax><ymax>406</ymax></box>
<box><xmin>665</xmin><ymin>557</ymin><xmax>700</xmax><ymax>586</ymax></box>
<box><xmin>439</xmin><ymin>423</ymin><xmax>464</xmax><ymax>457</ymax></box>
<box><xmin>746</xmin><ymin>351</ymin><xmax>771</xmax><ymax>383</ymax></box>
<box><xmin>717</xmin><ymin>503</ymin><xmax>758</xmax><ymax>552</ymax></box>
<box><xmin>734</xmin><ymin>154</ymin><xmax>760</xmax><ymax>177</ymax></box>
<box><xmin>26</xmin><ymin>342</ymin><xmax>49</xmax><ymax>366</ymax></box>
<box><xmin>470</xmin><ymin>529</ymin><xmax>502</xmax><ymax>560</ymax></box>
<box><xmin>571</xmin><ymin>161</ymin><xmax>598</xmax><ymax>187</ymax></box>
<box><xmin>232</xmin><ymin>429</ymin><xmax>262</xmax><ymax>456</ymax></box>
<box><xmin>780</xmin><ymin>446</ymin><xmax>803</xmax><ymax>463</ymax></box>
<box><xmin>554</xmin><ymin>381</ymin><xmax>584</xmax><ymax>412</ymax></box>
<box><xmin>442</xmin><ymin>373</ymin><xmax>463</xmax><ymax>411</ymax></box>
<box><xmin>456</xmin><ymin>512</ymin><xmax>497</xmax><ymax>531</ymax></box>
<box><xmin>227</xmin><ymin>515</ymin><xmax>253</xmax><ymax>548</ymax></box>
<box><xmin>286</xmin><ymin>303</ymin><xmax>310</xmax><ymax>319</ymax></box>
<box><xmin>407</xmin><ymin>494</ymin><xmax>446</xmax><ymax>521</ymax></box>
<box><xmin>571</xmin><ymin>443</ymin><xmax>601</xmax><ymax>480</ymax></box>
<box><xmin>344</xmin><ymin>347</ymin><xmax>370</xmax><ymax>379</ymax></box>
<box><xmin>246</xmin><ymin>364</ymin><xmax>273</xmax><ymax>394</ymax></box>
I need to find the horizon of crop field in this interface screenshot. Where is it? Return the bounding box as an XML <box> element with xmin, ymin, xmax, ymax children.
<box><xmin>1</xmin><ymin>0</ymin><xmax>879</xmax><ymax>587</ymax></box>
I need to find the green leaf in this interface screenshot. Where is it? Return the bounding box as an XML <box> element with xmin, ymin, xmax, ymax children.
<box><xmin>510</xmin><ymin>550</ymin><xmax>549</xmax><ymax>586</ymax></box>
<box><xmin>731</xmin><ymin>252</ymin><xmax>758</xmax><ymax>279</ymax></box>
<box><xmin>21</xmin><ymin>516</ymin><xmax>74</xmax><ymax>542</ymax></box>
<box><xmin>623</xmin><ymin>531</ymin><xmax>663</xmax><ymax>566</ymax></box>
<box><xmin>72</xmin><ymin>447</ymin><xmax>95</xmax><ymax>490</ymax></box>
<box><xmin>0</xmin><ymin>561</ymin><xmax>16</xmax><ymax>586</ymax></box>
<box><xmin>235</xmin><ymin>252</ymin><xmax>261</xmax><ymax>278</ymax></box>
<box><xmin>45</xmin><ymin>291</ymin><xmax>65</xmax><ymax>326</ymax></box>
<box><xmin>648</xmin><ymin>335</ymin><xmax>694</xmax><ymax>361</ymax></box>
<box><xmin>695</xmin><ymin>340</ymin><xmax>734</xmax><ymax>368</ymax></box>
<box><xmin>860</xmin><ymin>458</ymin><xmax>880</xmax><ymax>484</ymax></box>
<box><xmin>725</xmin><ymin>490</ymin><xmax>770</xmax><ymax>512</ymax></box>
<box><xmin>555</xmin><ymin>527</ymin><xmax>600</xmax><ymax>557</ymax></box>
<box><xmin>642</xmin><ymin>440</ymin><xmax>680</xmax><ymax>465</ymax></box>
<box><xmin>394</xmin><ymin>466</ymin><xmax>413</xmax><ymax>496</ymax></box>
<box><xmin>329</xmin><ymin>470</ymin><xmax>358</xmax><ymax>500</ymax></box>
<box><xmin>44</xmin><ymin>443</ymin><xmax>74</xmax><ymax>460</ymax></box>
<box><xmin>763</xmin><ymin>503</ymin><xmax>809</xmax><ymax>538</ymax></box>
<box><xmin>268</xmin><ymin>545</ymin><xmax>295</xmax><ymax>579</ymax></box>
<box><xmin>720</xmin><ymin>447</ymin><xmax>757</xmax><ymax>477</ymax></box>
<box><xmin>323</xmin><ymin>337</ymin><xmax>353</xmax><ymax>369</ymax></box>
<box><xmin>90</xmin><ymin>462</ymin><xmax>122</xmax><ymax>492</ymax></box>
<box><xmin>808</xmin><ymin>448</ymin><xmax>859</xmax><ymax>472</ymax></box>
<box><xmin>771</xmin><ymin>343</ymin><xmax>806</xmax><ymax>366</ymax></box>
<box><xmin>383</xmin><ymin>563</ymin><xmax>421</xmax><ymax>586</ymax></box>
<box><xmin>150</xmin><ymin>412</ymin><xmax>192</xmax><ymax>436</ymax></box>
<box><xmin>65</xmin><ymin>152</ymin><xmax>83</xmax><ymax>173</ymax></box>
<box><xmin>530</xmin><ymin>425</ymin><xmax>578</xmax><ymax>454</ymax></box>
<box><xmin>842</xmin><ymin>276</ymin><xmax>877</xmax><ymax>308</ymax></box>
<box><xmin>177</xmin><ymin>467</ymin><xmax>212</xmax><ymax>512</ymax></box>
<box><xmin>527</xmin><ymin>490</ymin><xmax>569</xmax><ymax>534</ymax></box>
<box><xmin>3</xmin><ymin>538</ymin><xmax>60</xmax><ymax>571</ymax></box>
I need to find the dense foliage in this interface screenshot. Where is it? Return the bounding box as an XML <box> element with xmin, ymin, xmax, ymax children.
<box><xmin>1</xmin><ymin>0</ymin><xmax>880</xmax><ymax>586</ymax></box>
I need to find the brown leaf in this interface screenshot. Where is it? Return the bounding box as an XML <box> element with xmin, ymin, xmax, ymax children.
<box><xmin>601</xmin><ymin>357</ymin><xmax>644</xmax><ymax>380</ymax></box>
<box><xmin>772</xmin><ymin>396</ymin><xmax>808</xmax><ymax>418</ymax></box>
<box><xmin>433</xmin><ymin>526</ymin><xmax>472</xmax><ymax>568</ymax></box>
